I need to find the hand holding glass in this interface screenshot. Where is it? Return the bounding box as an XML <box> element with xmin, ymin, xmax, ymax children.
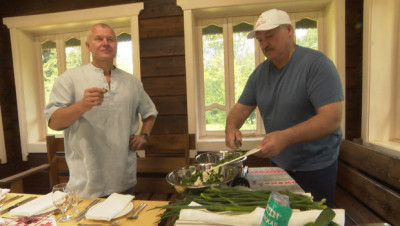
<box><xmin>52</xmin><ymin>183</ymin><xmax>72</xmax><ymax>222</ymax></box>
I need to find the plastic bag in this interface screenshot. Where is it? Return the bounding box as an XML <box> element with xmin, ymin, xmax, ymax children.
<box><xmin>260</xmin><ymin>191</ymin><xmax>292</xmax><ymax>226</ymax></box>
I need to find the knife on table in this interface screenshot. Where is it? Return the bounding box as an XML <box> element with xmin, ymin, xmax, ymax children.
<box><xmin>0</xmin><ymin>195</ymin><xmax>23</xmax><ymax>207</ymax></box>
<box><xmin>74</xmin><ymin>199</ymin><xmax>101</xmax><ymax>222</ymax></box>
<box><xmin>0</xmin><ymin>196</ymin><xmax>37</xmax><ymax>215</ymax></box>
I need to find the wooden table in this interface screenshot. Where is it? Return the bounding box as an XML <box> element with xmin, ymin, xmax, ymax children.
<box><xmin>0</xmin><ymin>193</ymin><xmax>168</xmax><ymax>226</ymax></box>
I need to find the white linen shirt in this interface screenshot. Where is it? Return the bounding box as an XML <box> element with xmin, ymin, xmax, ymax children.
<box><xmin>45</xmin><ymin>63</ymin><xmax>157</xmax><ymax>198</ymax></box>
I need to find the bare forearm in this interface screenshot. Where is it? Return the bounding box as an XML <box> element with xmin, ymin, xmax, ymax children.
<box><xmin>226</xmin><ymin>103</ymin><xmax>255</xmax><ymax>131</ymax></box>
<box><xmin>48</xmin><ymin>101</ymin><xmax>86</xmax><ymax>130</ymax></box>
<box><xmin>140</xmin><ymin>116</ymin><xmax>156</xmax><ymax>135</ymax></box>
<box><xmin>48</xmin><ymin>87</ymin><xmax>106</xmax><ymax>131</ymax></box>
<box><xmin>225</xmin><ymin>103</ymin><xmax>256</xmax><ymax>149</ymax></box>
<box><xmin>282</xmin><ymin>102</ymin><xmax>342</xmax><ymax>146</ymax></box>
<box><xmin>255</xmin><ymin>101</ymin><xmax>342</xmax><ymax>158</ymax></box>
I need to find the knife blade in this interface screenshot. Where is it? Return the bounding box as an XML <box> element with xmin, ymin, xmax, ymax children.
<box><xmin>0</xmin><ymin>196</ymin><xmax>37</xmax><ymax>215</ymax></box>
<box><xmin>0</xmin><ymin>195</ymin><xmax>23</xmax><ymax>207</ymax></box>
<box><xmin>74</xmin><ymin>199</ymin><xmax>101</xmax><ymax>222</ymax></box>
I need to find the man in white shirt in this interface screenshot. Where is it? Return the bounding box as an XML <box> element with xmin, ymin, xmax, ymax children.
<box><xmin>45</xmin><ymin>23</ymin><xmax>157</xmax><ymax>198</ymax></box>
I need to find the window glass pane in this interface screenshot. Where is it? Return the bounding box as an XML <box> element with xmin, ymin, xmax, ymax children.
<box><xmin>41</xmin><ymin>40</ymin><xmax>61</xmax><ymax>135</ymax></box>
<box><xmin>116</xmin><ymin>33</ymin><xmax>133</xmax><ymax>74</ymax></box>
<box><xmin>295</xmin><ymin>18</ymin><xmax>318</xmax><ymax>50</ymax></box>
<box><xmin>205</xmin><ymin>108</ymin><xmax>226</xmax><ymax>131</ymax></box>
<box><xmin>233</xmin><ymin>22</ymin><xmax>257</xmax><ymax>130</ymax></box>
<box><xmin>203</xmin><ymin>24</ymin><xmax>225</xmax><ymax>131</ymax></box>
<box><xmin>65</xmin><ymin>38</ymin><xmax>82</xmax><ymax>70</ymax></box>
<box><xmin>41</xmin><ymin>40</ymin><xmax>58</xmax><ymax>105</ymax></box>
<box><xmin>203</xmin><ymin>25</ymin><xmax>225</xmax><ymax>107</ymax></box>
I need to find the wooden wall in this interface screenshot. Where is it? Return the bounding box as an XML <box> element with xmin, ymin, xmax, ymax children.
<box><xmin>0</xmin><ymin>0</ymin><xmax>363</xmax><ymax>194</ymax></box>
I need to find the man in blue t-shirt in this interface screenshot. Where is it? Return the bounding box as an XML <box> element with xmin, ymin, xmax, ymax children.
<box><xmin>225</xmin><ymin>9</ymin><xmax>343</xmax><ymax>207</ymax></box>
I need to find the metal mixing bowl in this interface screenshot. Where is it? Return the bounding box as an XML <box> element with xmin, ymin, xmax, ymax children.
<box><xmin>165</xmin><ymin>163</ymin><xmax>238</xmax><ymax>194</ymax></box>
<box><xmin>195</xmin><ymin>151</ymin><xmax>247</xmax><ymax>174</ymax></box>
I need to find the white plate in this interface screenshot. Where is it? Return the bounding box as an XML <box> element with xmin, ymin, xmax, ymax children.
<box><xmin>87</xmin><ymin>201</ymin><xmax>134</xmax><ymax>220</ymax></box>
<box><xmin>0</xmin><ymin>194</ymin><xmax>5</xmax><ymax>201</ymax></box>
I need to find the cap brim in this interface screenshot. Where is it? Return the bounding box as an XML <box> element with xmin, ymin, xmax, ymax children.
<box><xmin>247</xmin><ymin>30</ymin><xmax>257</xmax><ymax>39</ymax></box>
<box><xmin>246</xmin><ymin>24</ymin><xmax>281</xmax><ymax>39</ymax></box>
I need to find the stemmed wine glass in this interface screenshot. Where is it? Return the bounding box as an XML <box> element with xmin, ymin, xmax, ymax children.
<box><xmin>52</xmin><ymin>183</ymin><xmax>72</xmax><ymax>222</ymax></box>
<box><xmin>67</xmin><ymin>187</ymin><xmax>79</xmax><ymax>216</ymax></box>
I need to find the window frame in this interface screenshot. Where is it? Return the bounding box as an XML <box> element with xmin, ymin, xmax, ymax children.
<box><xmin>197</xmin><ymin>16</ymin><xmax>265</xmax><ymax>138</ymax></box>
<box><xmin>0</xmin><ymin>106</ymin><xmax>7</xmax><ymax>164</ymax></box>
<box><xmin>3</xmin><ymin>3</ymin><xmax>143</xmax><ymax>160</ymax></box>
<box><xmin>178</xmin><ymin>0</ymin><xmax>345</xmax><ymax>151</ymax></box>
<box><xmin>361</xmin><ymin>0</ymin><xmax>400</xmax><ymax>157</ymax></box>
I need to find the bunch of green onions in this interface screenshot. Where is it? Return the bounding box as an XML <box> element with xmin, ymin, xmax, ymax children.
<box><xmin>154</xmin><ymin>187</ymin><xmax>327</xmax><ymax>225</ymax></box>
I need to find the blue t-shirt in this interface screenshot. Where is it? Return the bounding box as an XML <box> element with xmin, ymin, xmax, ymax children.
<box><xmin>239</xmin><ymin>46</ymin><xmax>343</xmax><ymax>171</ymax></box>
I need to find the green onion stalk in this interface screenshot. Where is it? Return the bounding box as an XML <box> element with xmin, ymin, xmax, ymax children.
<box><xmin>153</xmin><ymin>187</ymin><xmax>327</xmax><ymax>226</ymax></box>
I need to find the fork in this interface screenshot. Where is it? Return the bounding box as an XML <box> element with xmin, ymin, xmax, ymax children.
<box><xmin>128</xmin><ymin>203</ymin><xmax>147</xmax><ymax>219</ymax></box>
<box><xmin>126</xmin><ymin>202</ymin><xmax>144</xmax><ymax>219</ymax></box>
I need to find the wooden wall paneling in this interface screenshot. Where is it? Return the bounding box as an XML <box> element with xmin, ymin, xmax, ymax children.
<box><xmin>142</xmin><ymin>76</ymin><xmax>186</xmax><ymax>96</ymax></box>
<box><xmin>141</xmin><ymin>55</ymin><xmax>186</xmax><ymax>77</ymax></box>
<box><xmin>344</xmin><ymin>0</ymin><xmax>363</xmax><ymax>140</ymax></box>
<box><xmin>337</xmin><ymin>162</ymin><xmax>400</xmax><ymax>225</ymax></box>
<box><xmin>151</xmin><ymin>115</ymin><xmax>188</xmax><ymax>134</ymax></box>
<box><xmin>140</xmin><ymin>0</ymin><xmax>183</xmax><ymax>19</ymax></box>
<box><xmin>139</xmin><ymin>16</ymin><xmax>184</xmax><ymax>39</ymax></box>
<box><xmin>152</xmin><ymin>95</ymin><xmax>187</xmax><ymax>116</ymax></box>
<box><xmin>339</xmin><ymin>140</ymin><xmax>400</xmax><ymax>190</ymax></box>
<box><xmin>140</xmin><ymin>36</ymin><xmax>185</xmax><ymax>58</ymax></box>
<box><xmin>334</xmin><ymin>186</ymin><xmax>383</xmax><ymax>225</ymax></box>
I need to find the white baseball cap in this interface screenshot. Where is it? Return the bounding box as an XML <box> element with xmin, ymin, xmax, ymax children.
<box><xmin>247</xmin><ymin>9</ymin><xmax>292</xmax><ymax>39</ymax></box>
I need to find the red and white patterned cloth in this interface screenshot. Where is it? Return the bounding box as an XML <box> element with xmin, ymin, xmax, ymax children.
<box><xmin>1</xmin><ymin>215</ymin><xmax>56</xmax><ymax>226</ymax></box>
<box><xmin>245</xmin><ymin>167</ymin><xmax>304</xmax><ymax>192</ymax></box>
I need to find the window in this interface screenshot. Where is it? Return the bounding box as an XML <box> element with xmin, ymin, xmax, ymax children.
<box><xmin>178</xmin><ymin>0</ymin><xmax>345</xmax><ymax>151</ymax></box>
<box><xmin>3</xmin><ymin>3</ymin><xmax>143</xmax><ymax>159</ymax></box>
<box><xmin>198</xmin><ymin>17</ymin><xmax>264</xmax><ymax>137</ymax></box>
<box><xmin>362</xmin><ymin>0</ymin><xmax>400</xmax><ymax>157</ymax></box>
<box><xmin>295</xmin><ymin>18</ymin><xmax>318</xmax><ymax>50</ymax></box>
<box><xmin>116</xmin><ymin>32</ymin><xmax>133</xmax><ymax>74</ymax></box>
<box><xmin>196</xmin><ymin>14</ymin><xmax>323</xmax><ymax>139</ymax></box>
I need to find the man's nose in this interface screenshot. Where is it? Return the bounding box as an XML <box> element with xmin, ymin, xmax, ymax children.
<box><xmin>101</xmin><ymin>38</ymin><xmax>110</xmax><ymax>45</ymax></box>
<box><xmin>260</xmin><ymin>40</ymin><xmax>268</xmax><ymax>50</ymax></box>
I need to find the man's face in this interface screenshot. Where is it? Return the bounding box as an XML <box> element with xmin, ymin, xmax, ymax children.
<box><xmin>86</xmin><ymin>25</ymin><xmax>117</xmax><ymax>62</ymax></box>
<box><xmin>255</xmin><ymin>25</ymin><xmax>290</xmax><ymax>61</ymax></box>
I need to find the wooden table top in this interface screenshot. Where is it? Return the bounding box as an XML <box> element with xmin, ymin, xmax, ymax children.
<box><xmin>0</xmin><ymin>193</ymin><xmax>168</xmax><ymax>226</ymax></box>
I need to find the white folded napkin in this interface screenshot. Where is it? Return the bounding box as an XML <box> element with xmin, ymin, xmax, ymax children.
<box><xmin>178</xmin><ymin>202</ymin><xmax>264</xmax><ymax>226</ymax></box>
<box><xmin>9</xmin><ymin>192</ymin><xmax>66</xmax><ymax>217</ymax></box>
<box><xmin>0</xmin><ymin>188</ymin><xmax>10</xmax><ymax>199</ymax></box>
<box><xmin>178</xmin><ymin>202</ymin><xmax>345</xmax><ymax>226</ymax></box>
<box><xmin>85</xmin><ymin>193</ymin><xmax>134</xmax><ymax>221</ymax></box>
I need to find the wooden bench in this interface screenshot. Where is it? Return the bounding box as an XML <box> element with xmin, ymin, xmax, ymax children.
<box><xmin>335</xmin><ymin>140</ymin><xmax>400</xmax><ymax>226</ymax></box>
<box><xmin>0</xmin><ymin>164</ymin><xmax>49</xmax><ymax>193</ymax></box>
